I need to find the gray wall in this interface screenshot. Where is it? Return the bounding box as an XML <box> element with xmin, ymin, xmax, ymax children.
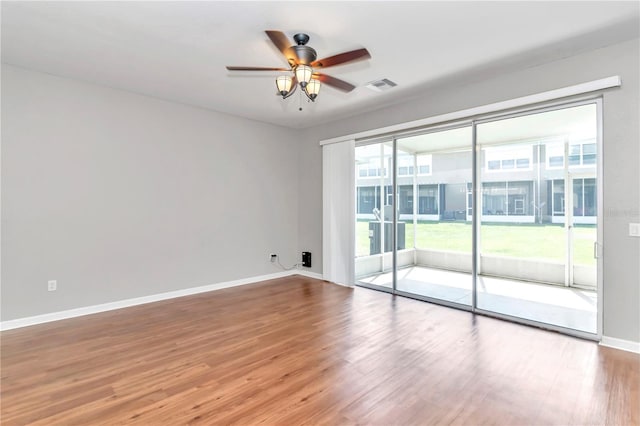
<box><xmin>1</xmin><ymin>65</ymin><xmax>299</xmax><ymax>320</ymax></box>
<box><xmin>3</xmin><ymin>39</ymin><xmax>638</xmax><ymax>343</ymax></box>
<box><xmin>299</xmin><ymin>38</ymin><xmax>640</xmax><ymax>343</ymax></box>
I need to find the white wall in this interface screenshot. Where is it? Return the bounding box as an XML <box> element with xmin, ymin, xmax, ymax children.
<box><xmin>299</xmin><ymin>38</ymin><xmax>640</xmax><ymax>343</ymax></box>
<box><xmin>1</xmin><ymin>65</ymin><xmax>299</xmax><ymax>321</ymax></box>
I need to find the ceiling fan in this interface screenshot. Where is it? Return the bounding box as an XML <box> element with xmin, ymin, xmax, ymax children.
<box><xmin>226</xmin><ymin>30</ymin><xmax>371</xmax><ymax>102</ymax></box>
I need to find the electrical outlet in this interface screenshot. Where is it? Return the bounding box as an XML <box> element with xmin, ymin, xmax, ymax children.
<box><xmin>630</xmin><ymin>223</ymin><xmax>640</xmax><ymax>237</ymax></box>
<box><xmin>270</xmin><ymin>254</ymin><xmax>277</xmax><ymax>263</ymax></box>
<box><xmin>48</xmin><ymin>280</ymin><xmax>57</xmax><ymax>292</ymax></box>
<box><xmin>302</xmin><ymin>252</ymin><xmax>312</xmax><ymax>268</ymax></box>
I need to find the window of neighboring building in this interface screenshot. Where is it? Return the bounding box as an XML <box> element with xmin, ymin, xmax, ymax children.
<box><xmin>361</xmin><ymin>154</ymin><xmax>430</xmax><ymax>176</ymax></box>
<box><xmin>398</xmin><ymin>185</ymin><xmax>414</xmax><ymax>214</ymax></box>
<box><xmin>482</xmin><ymin>181</ymin><xmax>533</xmax><ymax>215</ymax></box>
<box><xmin>573</xmin><ymin>178</ymin><xmax>597</xmax><ymax>216</ymax></box>
<box><xmin>356</xmin><ymin>186</ymin><xmax>381</xmax><ymax>214</ymax></box>
<box><xmin>551</xmin><ymin>179</ymin><xmax>565</xmax><ymax>215</ymax></box>
<box><xmin>546</xmin><ymin>140</ymin><xmax>596</xmax><ymax>169</ymax></box>
<box><xmin>418</xmin><ymin>184</ymin><xmax>438</xmax><ymax>214</ymax></box>
<box><xmin>417</xmin><ymin>155</ymin><xmax>432</xmax><ymax>176</ymax></box>
<box><xmin>398</xmin><ymin>166</ymin><xmax>415</xmax><ymax>176</ymax></box>
<box><xmin>355</xmin><ymin>166</ymin><xmax>386</xmax><ymax>178</ymax></box>
<box><xmin>549</xmin><ymin>178</ymin><xmax>596</xmax><ymax>217</ymax></box>
<box><xmin>484</xmin><ymin>146</ymin><xmax>532</xmax><ymax>172</ymax></box>
<box><xmin>356</xmin><ymin>156</ymin><xmax>388</xmax><ymax>179</ymax></box>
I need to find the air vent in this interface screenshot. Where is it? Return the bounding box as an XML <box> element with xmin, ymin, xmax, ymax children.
<box><xmin>365</xmin><ymin>78</ymin><xmax>398</xmax><ymax>92</ymax></box>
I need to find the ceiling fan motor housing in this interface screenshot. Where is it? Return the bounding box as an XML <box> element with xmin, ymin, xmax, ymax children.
<box><xmin>285</xmin><ymin>33</ymin><xmax>316</xmax><ymax>65</ymax></box>
<box><xmin>287</xmin><ymin>45</ymin><xmax>317</xmax><ymax>66</ymax></box>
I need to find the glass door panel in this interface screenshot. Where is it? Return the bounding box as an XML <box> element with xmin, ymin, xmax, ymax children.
<box><xmin>395</xmin><ymin>126</ymin><xmax>473</xmax><ymax>306</ymax></box>
<box><xmin>476</xmin><ymin>103</ymin><xmax>598</xmax><ymax>334</ymax></box>
<box><xmin>355</xmin><ymin>142</ymin><xmax>394</xmax><ymax>290</ymax></box>
<box><xmin>570</xmin><ymin>175</ymin><xmax>597</xmax><ymax>317</ymax></box>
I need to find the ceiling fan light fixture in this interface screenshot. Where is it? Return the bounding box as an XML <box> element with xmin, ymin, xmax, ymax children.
<box><xmin>295</xmin><ymin>65</ymin><xmax>313</xmax><ymax>88</ymax></box>
<box><xmin>227</xmin><ymin>30</ymin><xmax>371</xmax><ymax>107</ymax></box>
<box><xmin>305</xmin><ymin>79</ymin><xmax>321</xmax><ymax>101</ymax></box>
<box><xmin>275</xmin><ymin>75</ymin><xmax>293</xmax><ymax>96</ymax></box>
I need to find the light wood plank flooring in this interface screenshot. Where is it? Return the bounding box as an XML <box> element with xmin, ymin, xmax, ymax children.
<box><xmin>1</xmin><ymin>275</ymin><xmax>638</xmax><ymax>425</ymax></box>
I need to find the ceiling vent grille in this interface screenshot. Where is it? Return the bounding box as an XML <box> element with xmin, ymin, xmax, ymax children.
<box><xmin>365</xmin><ymin>78</ymin><xmax>397</xmax><ymax>92</ymax></box>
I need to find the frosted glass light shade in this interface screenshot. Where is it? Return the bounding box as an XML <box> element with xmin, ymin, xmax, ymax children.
<box><xmin>306</xmin><ymin>79</ymin><xmax>321</xmax><ymax>100</ymax></box>
<box><xmin>295</xmin><ymin>65</ymin><xmax>313</xmax><ymax>87</ymax></box>
<box><xmin>275</xmin><ymin>75</ymin><xmax>293</xmax><ymax>96</ymax></box>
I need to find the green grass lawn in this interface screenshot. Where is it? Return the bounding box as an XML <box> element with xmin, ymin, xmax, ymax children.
<box><xmin>357</xmin><ymin>220</ymin><xmax>596</xmax><ymax>266</ymax></box>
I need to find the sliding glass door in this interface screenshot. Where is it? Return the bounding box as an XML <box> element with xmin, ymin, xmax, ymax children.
<box><xmin>355</xmin><ymin>141</ymin><xmax>395</xmax><ymax>291</ymax></box>
<box><xmin>353</xmin><ymin>99</ymin><xmax>601</xmax><ymax>337</ymax></box>
<box><xmin>475</xmin><ymin>103</ymin><xmax>599</xmax><ymax>334</ymax></box>
<box><xmin>394</xmin><ymin>126</ymin><xmax>473</xmax><ymax>307</ymax></box>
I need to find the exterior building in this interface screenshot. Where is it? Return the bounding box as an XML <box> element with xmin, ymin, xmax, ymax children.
<box><xmin>356</xmin><ymin>139</ymin><xmax>597</xmax><ymax>225</ymax></box>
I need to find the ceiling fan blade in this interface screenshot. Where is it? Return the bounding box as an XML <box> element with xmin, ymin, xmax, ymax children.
<box><xmin>311</xmin><ymin>48</ymin><xmax>371</xmax><ymax>68</ymax></box>
<box><xmin>226</xmin><ymin>66</ymin><xmax>290</xmax><ymax>71</ymax></box>
<box><xmin>265</xmin><ymin>30</ymin><xmax>292</xmax><ymax>55</ymax></box>
<box><xmin>314</xmin><ymin>73</ymin><xmax>356</xmax><ymax>92</ymax></box>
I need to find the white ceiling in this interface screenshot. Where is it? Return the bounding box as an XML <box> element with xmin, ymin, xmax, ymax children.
<box><xmin>2</xmin><ymin>1</ymin><xmax>638</xmax><ymax>129</ymax></box>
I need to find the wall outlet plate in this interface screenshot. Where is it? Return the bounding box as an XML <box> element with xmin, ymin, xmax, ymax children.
<box><xmin>630</xmin><ymin>223</ymin><xmax>640</xmax><ymax>237</ymax></box>
<box><xmin>48</xmin><ymin>280</ymin><xmax>57</xmax><ymax>291</ymax></box>
<box><xmin>302</xmin><ymin>252</ymin><xmax>311</xmax><ymax>268</ymax></box>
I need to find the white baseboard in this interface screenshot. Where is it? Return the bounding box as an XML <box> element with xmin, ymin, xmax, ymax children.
<box><xmin>0</xmin><ymin>269</ymin><xmax>324</xmax><ymax>331</ymax></box>
<box><xmin>295</xmin><ymin>270</ymin><xmax>324</xmax><ymax>280</ymax></box>
<box><xmin>600</xmin><ymin>336</ymin><xmax>640</xmax><ymax>354</ymax></box>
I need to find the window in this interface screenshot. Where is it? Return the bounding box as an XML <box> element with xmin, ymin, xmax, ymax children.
<box><xmin>546</xmin><ymin>140</ymin><xmax>597</xmax><ymax>168</ymax></box>
<box><xmin>384</xmin><ymin>185</ymin><xmax>393</xmax><ymax>206</ymax></box>
<box><xmin>357</xmin><ymin>186</ymin><xmax>381</xmax><ymax>214</ymax></box>
<box><xmin>356</xmin><ymin>153</ymin><xmax>389</xmax><ymax>178</ymax></box>
<box><xmin>551</xmin><ymin>180</ymin><xmax>565</xmax><ymax>215</ymax></box>
<box><xmin>396</xmin><ymin>154</ymin><xmax>415</xmax><ymax>176</ymax></box>
<box><xmin>483</xmin><ymin>182</ymin><xmax>507</xmax><ymax>215</ymax></box>
<box><xmin>418</xmin><ymin>184</ymin><xmax>438</xmax><ymax>214</ymax></box>
<box><xmin>417</xmin><ymin>155</ymin><xmax>432</xmax><ymax>175</ymax></box>
<box><xmin>501</xmin><ymin>159</ymin><xmax>515</xmax><ymax>169</ymax></box>
<box><xmin>506</xmin><ymin>181</ymin><xmax>532</xmax><ymax>215</ymax></box>
<box><xmin>568</xmin><ymin>144</ymin><xmax>581</xmax><ymax>166</ymax></box>
<box><xmin>482</xmin><ymin>181</ymin><xmax>532</xmax><ymax>216</ymax></box>
<box><xmin>549</xmin><ymin>178</ymin><xmax>596</xmax><ymax>217</ymax></box>
<box><xmin>573</xmin><ymin>178</ymin><xmax>597</xmax><ymax>217</ymax></box>
<box><xmin>583</xmin><ymin>178</ymin><xmax>596</xmax><ymax>215</ymax></box>
<box><xmin>355</xmin><ymin>166</ymin><xmax>386</xmax><ymax>178</ymax></box>
<box><xmin>398</xmin><ymin>166</ymin><xmax>415</xmax><ymax>176</ymax></box>
<box><xmin>549</xmin><ymin>156</ymin><xmax>563</xmax><ymax>168</ymax></box>
<box><xmin>583</xmin><ymin>143</ymin><xmax>596</xmax><ymax>165</ymax></box>
<box><xmin>398</xmin><ymin>185</ymin><xmax>414</xmax><ymax>214</ymax></box>
<box><xmin>365</xmin><ymin>167</ymin><xmax>386</xmax><ymax>177</ymax></box>
<box><xmin>484</xmin><ymin>146</ymin><xmax>532</xmax><ymax>172</ymax></box>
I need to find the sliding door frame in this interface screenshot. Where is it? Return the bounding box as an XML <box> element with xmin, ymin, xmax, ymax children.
<box><xmin>354</xmin><ymin>95</ymin><xmax>603</xmax><ymax>341</ymax></box>
<box><xmin>354</xmin><ymin>139</ymin><xmax>396</xmax><ymax>295</ymax></box>
<box><xmin>471</xmin><ymin>97</ymin><xmax>603</xmax><ymax>340</ymax></box>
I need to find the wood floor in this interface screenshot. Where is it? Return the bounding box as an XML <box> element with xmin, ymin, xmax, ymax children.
<box><xmin>1</xmin><ymin>275</ymin><xmax>638</xmax><ymax>425</ymax></box>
